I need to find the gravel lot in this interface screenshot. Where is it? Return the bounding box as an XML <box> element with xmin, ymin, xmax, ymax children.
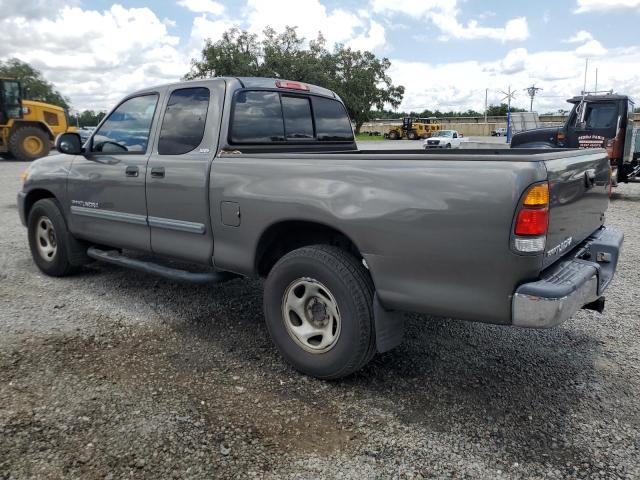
<box><xmin>1</xmin><ymin>159</ymin><xmax>639</xmax><ymax>479</ymax></box>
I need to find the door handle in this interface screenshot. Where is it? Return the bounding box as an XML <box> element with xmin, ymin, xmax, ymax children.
<box><xmin>150</xmin><ymin>167</ymin><xmax>165</xmax><ymax>179</ymax></box>
<box><xmin>125</xmin><ymin>165</ymin><xmax>139</xmax><ymax>177</ymax></box>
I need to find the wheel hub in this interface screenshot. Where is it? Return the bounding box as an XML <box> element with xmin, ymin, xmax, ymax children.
<box><xmin>306</xmin><ymin>297</ymin><xmax>330</xmax><ymax>327</ymax></box>
<box><xmin>35</xmin><ymin>216</ymin><xmax>57</xmax><ymax>262</ymax></box>
<box><xmin>24</xmin><ymin>135</ymin><xmax>44</xmax><ymax>156</ymax></box>
<box><xmin>282</xmin><ymin>278</ymin><xmax>341</xmax><ymax>354</ymax></box>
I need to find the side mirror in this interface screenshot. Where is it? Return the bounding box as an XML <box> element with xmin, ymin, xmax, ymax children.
<box><xmin>453</xmin><ymin>133</ymin><xmax>458</xmax><ymax>138</ymax></box>
<box><xmin>55</xmin><ymin>132</ymin><xmax>83</xmax><ymax>155</ymax></box>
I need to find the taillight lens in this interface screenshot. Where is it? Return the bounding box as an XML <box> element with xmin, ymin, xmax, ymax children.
<box><xmin>514</xmin><ymin>182</ymin><xmax>549</xmax><ymax>253</ymax></box>
<box><xmin>515</xmin><ymin>209</ymin><xmax>549</xmax><ymax>235</ymax></box>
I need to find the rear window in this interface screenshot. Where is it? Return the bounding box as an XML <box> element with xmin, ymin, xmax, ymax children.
<box><xmin>282</xmin><ymin>96</ymin><xmax>314</xmax><ymax>140</ymax></box>
<box><xmin>230</xmin><ymin>90</ymin><xmax>353</xmax><ymax>144</ymax></box>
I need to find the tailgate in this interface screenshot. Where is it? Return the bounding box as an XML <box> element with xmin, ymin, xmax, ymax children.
<box><xmin>543</xmin><ymin>150</ymin><xmax>610</xmax><ymax>269</ymax></box>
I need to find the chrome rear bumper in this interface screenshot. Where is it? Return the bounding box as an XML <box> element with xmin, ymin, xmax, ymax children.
<box><xmin>512</xmin><ymin>226</ymin><xmax>623</xmax><ymax>328</ymax></box>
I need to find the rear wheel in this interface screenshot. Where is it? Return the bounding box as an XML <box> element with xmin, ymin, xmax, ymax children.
<box><xmin>388</xmin><ymin>131</ymin><xmax>399</xmax><ymax>140</ymax></box>
<box><xmin>264</xmin><ymin>245</ymin><xmax>375</xmax><ymax>379</ymax></box>
<box><xmin>28</xmin><ymin>199</ymin><xmax>82</xmax><ymax>276</ymax></box>
<box><xmin>9</xmin><ymin>126</ymin><xmax>50</xmax><ymax>161</ymax></box>
<box><xmin>407</xmin><ymin>131</ymin><xmax>418</xmax><ymax>140</ymax></box>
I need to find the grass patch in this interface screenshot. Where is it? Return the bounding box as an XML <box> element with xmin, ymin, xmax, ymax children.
<box><xmin>355</xmin><ymin>133</ymin><xmax>386</xmax><ymax>141</ymax></box>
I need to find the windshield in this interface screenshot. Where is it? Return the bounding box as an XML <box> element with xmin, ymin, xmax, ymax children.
<box><xmin>437</xmin><ymin>130</ymin><xmax>454</xmax><ymax>137</ymax></box>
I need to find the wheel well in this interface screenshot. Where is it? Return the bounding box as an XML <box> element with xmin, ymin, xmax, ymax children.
<box><xmin>11</xmin><ymin>121</ymin><xmax>54</xmax><ymax>140</ymax></box>
<box><xmin>24</xmin><ymin>189</ymin><xmax>56</xmax><ymax>220</ymax></box>
<box><xmin>255</xmin><ymin>221</ymin><xmax>363</xmax><ymax>277</ymax></box>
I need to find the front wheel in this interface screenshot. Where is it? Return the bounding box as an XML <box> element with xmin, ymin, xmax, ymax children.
<box><xmin>28</xmin><ymin>199</ymin><xmax>81</xmax><ymax>276</ymax></box>
<box><xmin>263</xmin><ymin>245</ymin><xmax>376</xmax><ymax>379</ymax></box>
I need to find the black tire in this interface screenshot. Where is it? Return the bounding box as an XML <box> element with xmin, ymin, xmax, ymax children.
<box><xmin>27</xmin><ymin>199</ymin><xmax>84</xmax><ymax>276</ymax></box>
<box><xmin>446</xmin><ymin>143</ymin><xmax>452</xmax><ymax>148</ymax></box>
<box><xmin>9</xmin><ymin>126</ymin><xmax>50</xmax><ymax>161</ymax></box>
<box><xmin>388</xmin><ymin>131</ymin><xmax>399</xmax><ymax>140</ymax></box>
<box><xmin>407</xmin><ymin>131</ymin><xmax>419</xmax><ymax>140</ymax></box>
<box><xmin>264</xmin><ymin>245</ymin><xmax>375</xmax><ymax>379</ymax></box>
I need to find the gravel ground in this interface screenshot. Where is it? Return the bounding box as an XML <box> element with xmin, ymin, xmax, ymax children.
<box><xmin>1</xmin><ymin>159</ymin><xmax>639</xmax><ymax>479</ymax></box>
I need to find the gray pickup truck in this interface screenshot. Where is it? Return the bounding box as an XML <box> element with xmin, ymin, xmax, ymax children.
<box><xmin>18</xmin><ymin>77</ymin><xmax>623</xmax><ymax>379</ymax></box>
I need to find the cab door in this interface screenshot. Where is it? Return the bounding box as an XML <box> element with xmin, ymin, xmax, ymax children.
<box><xmin>145</xmin><ymin>81</ymin><xmax>224</xmax><ymax>264</ymax></box>
<box><xmin>66</xmin><ymin>93</ymin><xmax>161</xmax><ymax>251</ymax></box>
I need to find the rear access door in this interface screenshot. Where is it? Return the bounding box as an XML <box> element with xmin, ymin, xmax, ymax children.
<box><xmin>145</xmin><ymin>79</ymin><xmax>225</xmax><ymax>264</ymax></box>
<box><xmin>542</xmin><ymin>150</ymin><xmax>610</xmax><ymax>268</ymax></box>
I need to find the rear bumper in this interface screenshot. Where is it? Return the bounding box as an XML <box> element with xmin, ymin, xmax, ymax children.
<box><xmin>17</xmin><ymin>191</ymin><xmax>27</xmax><ymax>227</ymax></box>
<box><xmin>512</xmin><ymin>226</ymin><xmax>623</xmax><ymax>328</ymax></box>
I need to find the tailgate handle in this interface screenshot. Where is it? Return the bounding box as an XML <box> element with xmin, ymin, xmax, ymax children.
<box><xmin>584</xmin><ymin>169</ymin><xmax>596</xmax><ymax>188</ymax></box>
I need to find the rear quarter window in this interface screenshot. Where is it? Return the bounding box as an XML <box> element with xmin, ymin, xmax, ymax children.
<box><xmin>312</xmin><ymin>96</ymin><xmax>354</xmax><ymax>142</ymax></box>
<box><xmin>230</xmin><ymin>91</ymin><xmax>285</xmax><ymax>143</ymax></box>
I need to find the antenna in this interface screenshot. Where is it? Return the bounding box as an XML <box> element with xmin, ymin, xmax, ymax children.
<box><xmin>524</xmin><ymin>84</ymin><xmax>543</xmax><ymax>112</ymax></box>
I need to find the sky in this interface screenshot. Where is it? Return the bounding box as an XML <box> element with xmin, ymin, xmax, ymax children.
<box><xmin>1</xmin><ymin>0</ymin><xmax>639</xmax><ymax>114</ymax></box>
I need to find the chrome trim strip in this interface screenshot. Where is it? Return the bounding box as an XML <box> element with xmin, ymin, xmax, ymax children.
<box><xmin>70</xmin><ymin>206</ymin><xmax>148</xmax><ymax>226</ymax></box>
<box><xmin>148</xmin><ymin>216</ymin><xmax>206</xmax><ymax>234</ymax></box>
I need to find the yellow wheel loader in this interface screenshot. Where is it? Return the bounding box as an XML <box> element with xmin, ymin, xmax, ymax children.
<box><xmin>387</xmin><ymin>117</ymin><xmax>442</xmax><ymax>140</ymax></box>
<box><xmin>0</xmin><ymin>78</ymin><xmax>75</xmax><ymax>161</ymax></box>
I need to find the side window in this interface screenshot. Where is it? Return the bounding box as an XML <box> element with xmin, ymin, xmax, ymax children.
<box><xmin>312</xmin><ymin>97</ymin><xmax>354</xmax><ymax>142</ymax></box>
<box><xmin>281</xmin><ymin>95</ymin><xmax>314</xmax><ymax>140</ymax></box>
<box><xmin>230</xmin><ymin>91</ymin><xmax>284</xmax><ymax>143</ymax></box>
<box><xmin>584</xmin><ymin>103</ymin><xmax>617</xmax><ymax>129</ymax></box>
<box><xmin>92</xmin><ymin>94</ymin><xmax>158</xmax><ymax>153</ymax></box>
<box><xmin>158</xmin><ymin>87</ymin><xmax>210</xmax><ymax>155</ymax></box>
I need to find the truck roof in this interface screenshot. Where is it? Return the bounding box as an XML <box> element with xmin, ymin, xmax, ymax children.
<box><xmin>568</xmin><ymin>94</ymin><xmax>633</xmax><ymax>103</ymax></box>
<box><xmin>130</xmin><ymin>77</ymin><xmax>338</xmax><ymax>100</ymax></box>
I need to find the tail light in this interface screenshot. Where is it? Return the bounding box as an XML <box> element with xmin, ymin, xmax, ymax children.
<box><xmin>514</xmin><ymin>183</ymin><xmax>549</xmax><ymax>253</ymax></box>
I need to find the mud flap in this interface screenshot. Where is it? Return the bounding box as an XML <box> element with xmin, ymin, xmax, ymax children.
<box><xmin>374</xmin><ymin>293</ymin><xmax>405</xmax><ymax>353</ymax></box>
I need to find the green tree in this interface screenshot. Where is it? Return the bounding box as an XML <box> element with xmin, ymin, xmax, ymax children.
<box><xmin>185</xmin><ymin>26</ymin><xmax>404</xmax><ymax>133</ymax></box>
<box><xmin>486</xmin><ymin>103</ymin><xmax>526</xmax><ymax>116</ymax></box>
<box><xmin>69</xmin><ymin>110</ymin><xmax>106</xmax><ymax>128</ymax></box>
<box><xmin>0</xmin><ymin>58</ymin><xmax>69</xmax><ymax>109</ymax></box>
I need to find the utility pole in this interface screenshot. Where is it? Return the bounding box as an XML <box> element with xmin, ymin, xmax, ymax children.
<box><xmin>499</xmin><ymin>85</ymin><xmax>516</xmax><ymax>144</ymax></box>
<box><xmin>484</xmin><ymin>88</ymin><xmax>488</xmax><ymax>124</ymax></box>
<box><xmin>525</xmin><ymin>84</ymin><xmax>543</xmax><ymax>112</ymax></box>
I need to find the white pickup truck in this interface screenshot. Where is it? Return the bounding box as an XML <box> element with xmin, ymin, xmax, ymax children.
<box><xmin>423</xmin><ymin>129</ymin><xmax>462</xmax><ymax>149</ymax></box>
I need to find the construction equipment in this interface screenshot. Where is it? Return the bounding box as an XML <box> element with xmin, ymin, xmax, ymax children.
<box><xmin>1</xmin><ymin>78</ymin><xmax>75</xmax><ymax>161</ymax></box>
<box><xmin>387</xmin><ymin>117</ymin><xmax>442</xmax><ymax>140</ymax></box>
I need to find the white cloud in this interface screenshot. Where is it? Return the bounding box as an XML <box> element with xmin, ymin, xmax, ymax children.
<box><xmin>244</xmin><ymin>0</ymin><xmax>385</xmax><ymax>50</ymax></box>
<box><xmin>575</xmin><ymin>0</ymin><xmax>640</xmax><ymax>13</ymax></box>
<box><xmin>177</xmin><ymin>0</ymin><xmax>225</xmax><ymax>15</ymax></box>
<box><xmin>348</xmin><ymin>20</ymin><xmax>386</xmax><ymax>52</ymax></box>
<box><xmin>565</xmin><ymin>30</ymin><xmax>593</xmax><ymax>43</ymax></box>
<box><xmin>388</xmin><ymin>45</ymin><xmax>640</xmax><ymax>113</ymax></box>
<box><xmin>372</xmin><ymin>0</ymin><xmax>529</xmax><ymax>42</ymax></box>
<box><xmin>575</xmin><ymin>39</ymin><xmax>607</xmax><ymax>57</ymax></box>
<box><xmin>0</xmin><ymin>5</ymin><xmax>187</xmax><ymax>111</ymax></box>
